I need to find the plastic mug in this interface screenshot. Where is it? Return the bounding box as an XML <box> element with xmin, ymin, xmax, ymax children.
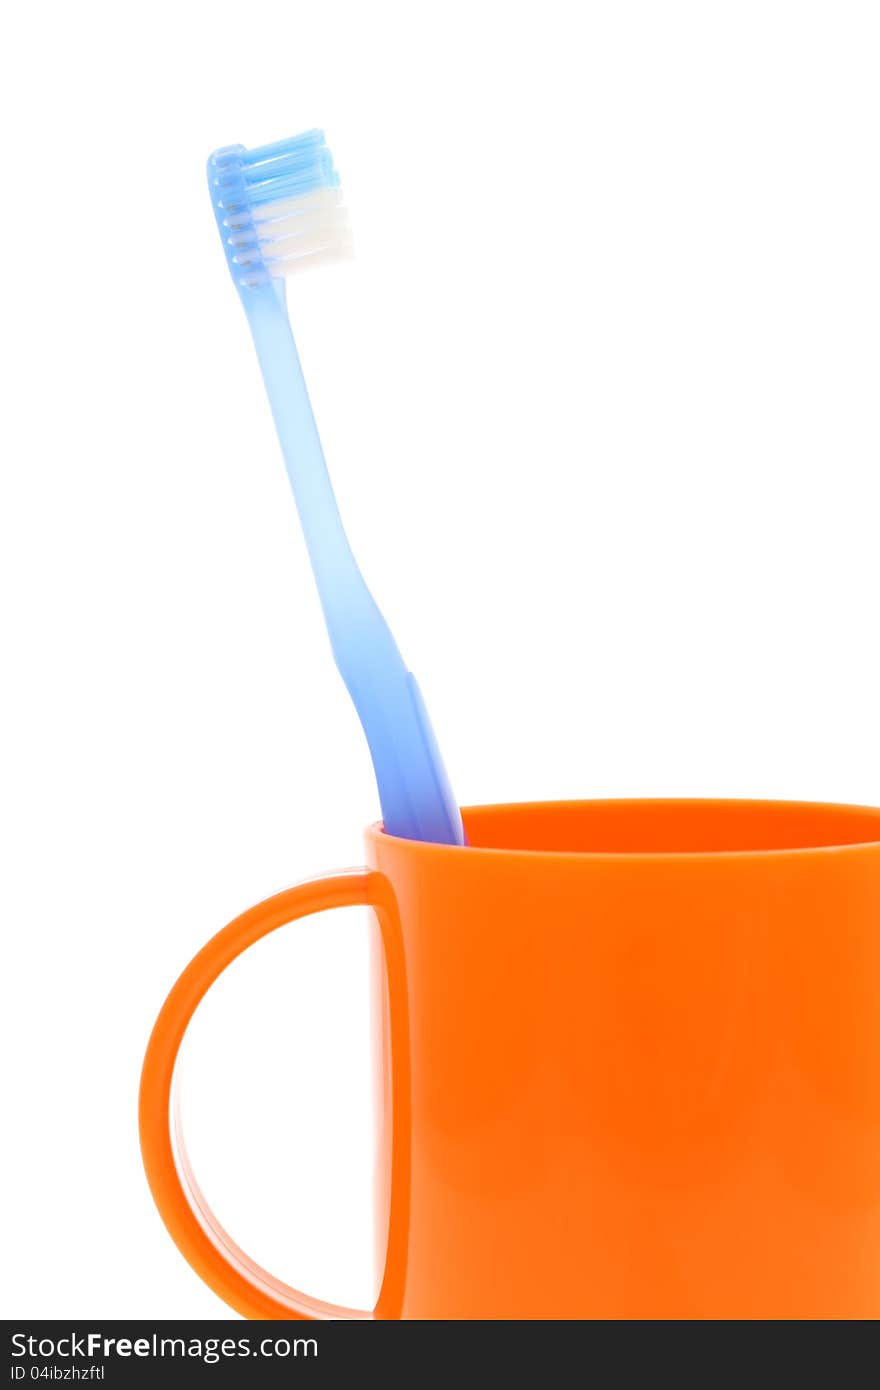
<box><xmin>140</xmin><ymin>798</ymin><xmax>880</xmax><ymax>1319</ymax></box>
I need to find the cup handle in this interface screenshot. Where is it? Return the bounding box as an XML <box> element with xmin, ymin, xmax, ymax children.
<box><xmin>139</xmin><ymin>870</ymin><xmax>393</xmax><ymax>1320</ymax></box>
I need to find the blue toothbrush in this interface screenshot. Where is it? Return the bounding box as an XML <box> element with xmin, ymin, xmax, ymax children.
<box><xmin>208</xmin><ymin>130</ymin><xmax>464</xmax><ymax>846</ymax></box>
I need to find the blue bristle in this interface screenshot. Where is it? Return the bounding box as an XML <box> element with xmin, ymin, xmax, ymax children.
<box><xmin>240</xmin><ymin>129</ymin><xmax>325</xmax><ymax>166</ymax></box>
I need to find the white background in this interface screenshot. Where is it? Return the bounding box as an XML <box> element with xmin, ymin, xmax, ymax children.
<box><xmin>2</xmin><ymin>0</ymin><xmax>879</xmax><ymax>1319</ymax></box>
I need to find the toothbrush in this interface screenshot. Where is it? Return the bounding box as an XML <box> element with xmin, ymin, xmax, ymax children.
<box><xmin>207</xmin><ymin>130</ymin><xmax>464</xmax><ymax>846</ymax></box>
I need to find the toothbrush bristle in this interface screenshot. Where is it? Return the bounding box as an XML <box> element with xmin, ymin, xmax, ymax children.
<box><xmin>207</xmin><ymin>130</ymin><xmax>352</xmax><ymax>289</ymax></box>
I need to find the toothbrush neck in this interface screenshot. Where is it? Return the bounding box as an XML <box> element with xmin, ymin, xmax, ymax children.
<box><xmin>242</xmin><ymin>282</ymin><xmax>362</xmax><ymax>607</ymax></box>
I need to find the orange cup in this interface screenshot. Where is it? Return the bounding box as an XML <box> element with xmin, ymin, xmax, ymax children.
<box><xmin>140</xmin><ymin>799</ymin><xmax>880</xmax><ymax>1319</ymax></box>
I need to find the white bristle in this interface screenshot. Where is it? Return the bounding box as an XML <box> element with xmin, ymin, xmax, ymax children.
<box><xmin>252</xmin><ymin>187</ymin><xmax>344</xmax><ymax>228</ymax></box>
<box><xmin>261</xmin><ymin>208</ymin><xmax>347</xmax><ymax>254</ymax></box>
<box><xmin>250</xmin><ymin>189</ymin><xmax>352</xmax><ymax>279</ymax></box>
<box><xmin>269</xmin><ymin>241</ymin><xmax>355</xmax><ymax>277</ymax></box>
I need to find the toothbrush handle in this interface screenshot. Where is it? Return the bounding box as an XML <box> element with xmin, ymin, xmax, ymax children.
<box><xmin>243</xmin><ymin>284</ymin><xmax>464</xmax><ymax>845</ymax></box>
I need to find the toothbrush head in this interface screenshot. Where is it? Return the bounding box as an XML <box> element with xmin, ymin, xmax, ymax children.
<box><xmin>207</xmin><ymin>130</ymin><xmax>353</xmax><ymax>291</ymax></box>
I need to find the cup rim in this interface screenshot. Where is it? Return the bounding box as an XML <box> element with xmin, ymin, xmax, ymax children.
<box><xmin>366</xmin><ymin>797</ymin><xmax>880</xmax><ymax>861</ymax></box>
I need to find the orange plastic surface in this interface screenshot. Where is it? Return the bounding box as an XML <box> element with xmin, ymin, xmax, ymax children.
<box><xmin>140</xmin><ymin>799</ymin><xmax>880</xmax><ymax>1319</ymax></box>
